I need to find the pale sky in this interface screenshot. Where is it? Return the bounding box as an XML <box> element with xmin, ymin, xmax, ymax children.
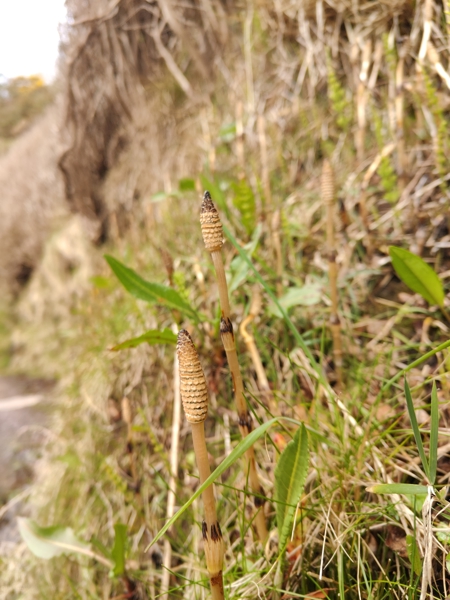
<box><xmin>0</xmin><ymin>1</ymin><xmax>67</xmax><ymax>82</ymax></box>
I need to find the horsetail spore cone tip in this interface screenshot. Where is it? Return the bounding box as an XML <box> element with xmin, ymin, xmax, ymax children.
<box><xmin>200</xmin><ymin>191</ymin><xmax>224</xmax><ymax>252</ymax></box>
<box><xmin>177</xmin><ymin>329</ymin><xmax>208</xmax><ymax>423</ymax></box>
<box><xmin>176</xmin><ymin>329</ymin><xmax>225</xmax><ymax>599</ymax></box>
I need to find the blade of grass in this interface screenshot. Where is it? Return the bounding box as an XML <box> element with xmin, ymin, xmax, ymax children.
<box><xmin>404</xmin><ymin>378</ymin><xmax>429</xmax><ymax>480</ymax></box>
<box><xmin>429</xmin><ymin>381</ymin><xmax>439</xmax><ymax>486</ymax></box>
<box><xmin>146</xmin><ymin>416</ymin><xmax>300</xmax><ymax>550</ymax></box>
<box><xmin>378</xmin><ymin>339</ymin><xmax>450</xmax><ymax>398</ymax></box>
<box><xmin>366</xmin><ymin>483</ymin><xmax>429</xmax><ymax>495</ymax></box>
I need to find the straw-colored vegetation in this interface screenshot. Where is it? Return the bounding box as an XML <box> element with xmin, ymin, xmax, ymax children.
<box><xmin>1</xmin><ymin>1</ymin><xmax>450</xmax><ymax>599</ymax></box>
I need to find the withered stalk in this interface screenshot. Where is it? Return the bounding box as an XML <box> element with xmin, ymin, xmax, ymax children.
<box><xmin>396</xmin><ymin>42</ymin><xmax>407</xmax><ymax>190</ymax></box>
<box><xmin>200</xmin><ymin>192</ymin><xmax>268</xmax><ymax>543</ymax></box>
<box><xmin>322</xmin><ymin>161</ymin><xmax>343</xmax><ymax>388</ymax></box>
<box><xmin>355</xmin><ymin>39</ymin><xmax>372</xmax><ymax>162</ymax></box>
<box><xmin>177</xmin><ymin>330</ymin><xmax>225</xmax><ymax>600</ymax></box>
<box><xmin>240</xmin><ymin>289</ymin><xmax>276</xmax><ymax>414</ymax></box>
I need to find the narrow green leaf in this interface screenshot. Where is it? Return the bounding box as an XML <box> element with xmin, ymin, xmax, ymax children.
<box><xmin>404</xmin><ymin>378</ymin><xmax>430</xmax><ymax>480</ymax></box>
<box><xmin>366</xmin><ymin>483</ymin><xmax>429</xmax><ymax>495</ymax></box>
<box><xmin>429</xmin><ymin>381</ymin><xmax>439</xmax><ymax>486</ymax></box>
<box><xmin>406</xmin><ymin>534</ymin><xmax>422</xmax><ymax>576</ymax></box>
<box><xmin>147</xmin><ymin>417</ymin><xmax>284</xmax><ymax>551</ymax></box>
<box><xmin>17</xmin><ymin>518</ymin><xmax>90</xmax><ymax>560</ymax></box>
<box><xmin>111</xmin><ymin>328</ymin><xmax>177</xmax><ymax>351</ymax></box>
<box><xmin>274</xmin><ymin>424</ymin><xmax>309</xmax><ymax>550</ymax></box>
<box><xmin>111</xmin><ymin>524</ymin><xmax>127</xmax><ymax>577</ymax></box>
<box><xmin>389</xmin><ymin>246</ymin><xmax>444</xmax><ymax>307</ymax></box>
<box><xmin>232</xmin><ymin>180</ymin><xmax>256</xmax><ymax>237</ymax></box>
<box><xmin>228</xmin><ymin>225</ymin><xmax>261</xmax><ymax>293</ymax></box>
<box><xmin>105</xmin><ymin>255</ymin><xmax>199</xmax><ymax>322</ymax></box>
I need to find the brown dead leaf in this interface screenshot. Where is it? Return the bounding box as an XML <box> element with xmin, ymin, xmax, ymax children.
<box><xmin>385</xmin><ymin>524</ymin><xmax>408</xmax><ymax>557</ymax></box>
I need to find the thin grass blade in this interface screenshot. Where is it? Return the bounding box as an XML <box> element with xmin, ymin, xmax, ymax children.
<box><xmin>378</xmin><ymin>339</ymin><xmax>450</xmax><ymax>398</ymax></box>
<box><xmin>110</xmin><ymin>328</ymin><xmax>177</xmax><ymax>351</ymax></box>
<box><xmin>147</xmin><ymin>417</ymin><xmax>289</xmax><ymax>550</ymax></box>
<box><xmin>429</xmin><ymin>381</ymin><xmax>439</xmax><ymax>486</ymax></box>
<box><xmin>366</xmin><ymin>483</ymin><xmax>429</xmax><ymax>495</ymax></box>
<box><xmin>404</xmin><ymin>378</ymin><xmax>430</xmax><ymax>480</ymax></box>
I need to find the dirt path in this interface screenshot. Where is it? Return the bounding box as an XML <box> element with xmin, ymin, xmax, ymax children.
<box><xmin>0</xmin><ymin>375</ymin><xmax>54</xmax><ymax>546</ymax></box>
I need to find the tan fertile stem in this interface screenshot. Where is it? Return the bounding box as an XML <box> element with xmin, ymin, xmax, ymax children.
<box><xmin>322</xmin><ymin>161</ymin><xmax>343</xmax><ymax>388</ymax></box>
<box><xmin>200</xmin><ymin>192</ymin><xmax>268</xmax><ymax>543</ymax></box>
<box><xmin>176</xmin><ymin>330</ymin><xmax>225</xmax><ymax>600</ymax></box>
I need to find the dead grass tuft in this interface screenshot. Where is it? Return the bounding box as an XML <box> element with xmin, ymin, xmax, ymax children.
<box><xmin>0</xmin><ymin>108</ymin><xmax>67</xmax><ymax>298</ymax></box>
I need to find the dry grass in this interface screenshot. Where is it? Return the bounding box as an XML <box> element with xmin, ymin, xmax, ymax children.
<box><xmin>1</xmin><ymin>1</ymin><xmax>450</xmax><ymax>598</ymax></box>
<box><xmin>0</xmin><ymin>106</ymin><xmax>67</xmax><ymax>298</ymax></box>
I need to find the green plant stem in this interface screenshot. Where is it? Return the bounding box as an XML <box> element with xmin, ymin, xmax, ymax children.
<box><xmin>378</xmin><ymin>338</ymin><xmax>450</xmax><ymax>399</ymax></box>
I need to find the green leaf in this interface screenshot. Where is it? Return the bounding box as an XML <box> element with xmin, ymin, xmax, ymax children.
<box><xmin>178</xmin><ymin>178</ymin><xmax>196</xmax><ymax>191</ymax></box>
<box><xmin>404</xmin><ymin>378</ymin><xmax>430</xmax><ymax>480</ymax></box>
<box><xmin>111</xmin><ymin>524</ymin><xmax>127</xmax><ymax>577</ymax></box>
<box><xmin>389</xmin><ymin>246</ymin><xmax>444</xmax><ymax>307</ymax></box>
<box><xmin>269</xmin><ymin>284</ymin><xmax>322</xmax><ymax>318</ymax></box>
<box><xmin>406</xmin><ymin>534</ymin><xmax>422</xmax><ymax>576</ymax></box>
<box><xmin>18</xmin><ymin>518</ymin><xmax>91</xmax><ymax>560</ymax></box>
<box><xmin>90</xmin><ymin>276</ymin><xmax>112</xmax><ymax>289</ymax></box>
<box><xmin>147</xmin><ymin>417</ymin><xmax>295</xmax><ymax>551</ymax></box>
<box><xmin>274</xmin><ymin>424</ymin><xmax>309</xmax><ymax>550</ymax></box>
<box><xmin>366</xmin><ymin>483</ymin><xmax>429</xmax><ymax>495</ymax></box>
<box><xmin>232</xmin><ymin>180</ymin><xmax>256</xmax><ymax>237</ymax></box>
<box><xmin>105</xmin><ymin>255</ymin><xmax>199</xmax><ymax>322</ymax></box>
<box><xmin>111</xmin><ymin>328</ymin><xmax>177</xmax><ymax>351</ymax></box>
<box><xmin>228</xmin><ymin>225</ymin><xmax>261</xmax><ymax>293</ymax></box>
<box><xmin>429</xmin><ymin>381</ymin><xmax>439</xmax><ymax>486</ymax></box>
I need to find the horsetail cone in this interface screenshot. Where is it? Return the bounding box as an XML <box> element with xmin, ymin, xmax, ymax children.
<box><xmin>176</xmin><ymin>330</ymin><xmax>225</xmax><ymax>596</ymax></box>
<box><xmin>177</xmin><ymin>330</ymin><xmax>208</xmax><ymax>423</ymax></box>
<box><xmin>200</xmin><ymin>191</ymin><xmax>224</xmax><ymax>253</ymax></box>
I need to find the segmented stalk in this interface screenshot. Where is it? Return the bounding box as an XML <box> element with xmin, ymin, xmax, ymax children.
<box><xmin>200</xmin><ymin>192</ymin><xmax>268</xmax><ymax>542</ymax></box>
<box><xmin>177</xmin><ymin>330</ymin><xmax>225</xmax><ymax>599</ymax></box>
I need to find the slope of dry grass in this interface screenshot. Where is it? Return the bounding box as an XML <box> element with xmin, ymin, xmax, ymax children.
<box><xmin>2</xmin><ymin>1</ymin><xmax>450</xmax><ymax>599</ymax></box>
